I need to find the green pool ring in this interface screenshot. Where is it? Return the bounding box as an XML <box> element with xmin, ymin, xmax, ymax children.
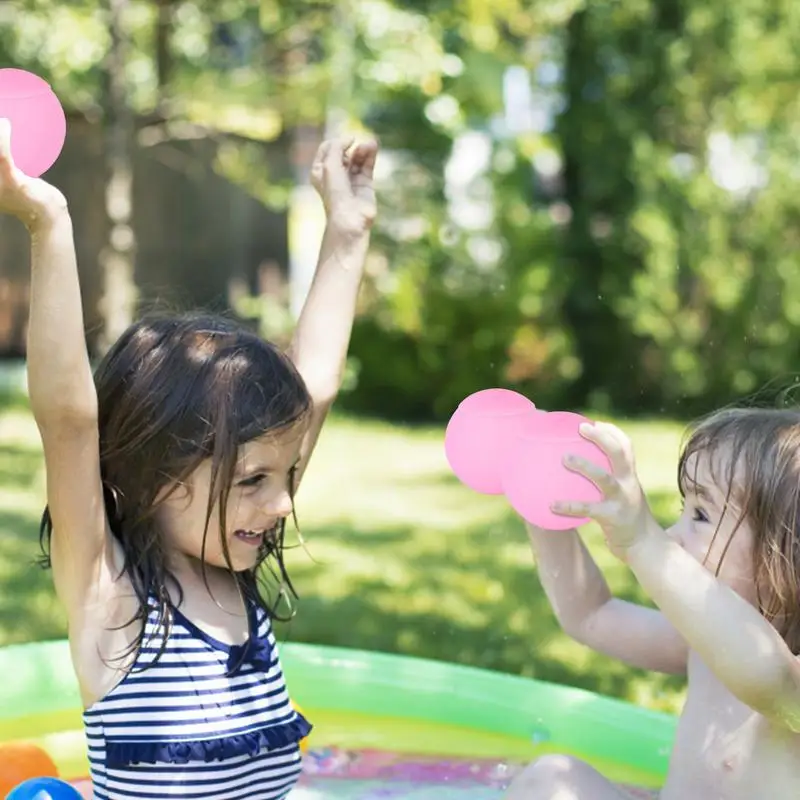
<box><xmin>0</xmin><ymin>640</ymin><xmax>677</xmax><ymax>790</ymax></box>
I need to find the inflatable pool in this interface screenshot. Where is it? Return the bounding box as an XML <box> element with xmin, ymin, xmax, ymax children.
<box><xmin>0</xmin><ymin>640</ymin><xmax>676</xmax><ymax>798</ymax></box>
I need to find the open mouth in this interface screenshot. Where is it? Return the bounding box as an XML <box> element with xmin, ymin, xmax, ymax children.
<box><xmin>234</xmin><ymin>529</ymin><xmax>265</xmax><ymax>545</ymax></box>
<box><xmin>233</xmin><ymin>525</ymin><xmax>277</xmax><ymax>546</ymax></box>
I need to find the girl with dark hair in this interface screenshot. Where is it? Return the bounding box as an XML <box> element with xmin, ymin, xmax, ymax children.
<box><xmin>0</xmin><ymin>118</ymin><xmax>377</xmax><ymax>800</ymax></box>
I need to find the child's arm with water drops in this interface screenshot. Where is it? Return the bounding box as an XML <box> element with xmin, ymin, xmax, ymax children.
<box><xmin>286</xmin><ymin>137</ymin><xmax>377</xmax><ymax>483</ymax></box>
<box><xmin>527</xmin><ymin>523</ymin><xmax>689</xmax><ymax>675</ymax></box>
<box><xmin>0</xmin><ymin>119</ymin><xmax>110</xmax><ymax>615</ymax></box>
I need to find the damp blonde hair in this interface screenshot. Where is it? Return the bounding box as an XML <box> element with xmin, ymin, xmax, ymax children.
<box><xmin>678</xmin><ymin>407</ymin><xmax>800</xmax><ymax>654</ymax></box>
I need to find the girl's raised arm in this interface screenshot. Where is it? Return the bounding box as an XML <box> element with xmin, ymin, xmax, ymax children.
<box><xmin>0</xmin><ymin>119</ymin><xmax>111</xmax><ymax>617</ymax></box>
<box><xmin>286</xmin><ymin>138</ymin><xmax>377</xmax><ymax>485</ymax></box>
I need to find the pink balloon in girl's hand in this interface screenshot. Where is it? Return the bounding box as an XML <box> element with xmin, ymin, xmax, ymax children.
<box><xmin>444</xmin><ymin>388</ymin><xmax>538</xmax><ymax>494</ymax></box>
<box><xmin>0</xmin><ymin>68</ymin><xmax>66</xmax><ymax>178</ymax></box>
<box><xmin>501</xmin><ymin>411</ymin><xmax>611</xmax><ymax>530</ymax></box>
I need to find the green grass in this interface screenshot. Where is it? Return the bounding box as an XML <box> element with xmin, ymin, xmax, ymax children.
<box><xmin>0</xmin><ymin>396</ymin><xmax>689</xmax><ymax>715</ymax></box>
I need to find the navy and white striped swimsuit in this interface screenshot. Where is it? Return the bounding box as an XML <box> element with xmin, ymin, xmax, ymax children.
<box><xmin>83</xmin><ymin>599</ymin><xmax>311</xmax><ymax>799</ymax></box>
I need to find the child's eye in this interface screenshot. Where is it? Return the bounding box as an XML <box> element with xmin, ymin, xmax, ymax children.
<box><xmin>692</xmin><ymin>507</ymin><xmax>709</xmax><ymax>523</ymax></box>
<box><xmin>238</xmin><ymin>473</ymin><xmax>267</xmax><ymax>488</ymax></box>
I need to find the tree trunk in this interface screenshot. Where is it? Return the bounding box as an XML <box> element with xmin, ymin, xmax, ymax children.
<box><xmin>276</xmin><ymin>19</ymin><xmax>325</xmax><ymax>319</ymax></box>
<box><xmin>97</xmin><ymin>0</ymin><xmax>137</xmax><ymax>355</ymax></box>
<box><xmin>558</xmin><ymin>10</ymin><xmax>622</xmax><ymax>409</ymax></box>
<box><xmin>154</xmin><ymin>0</ymin><xmax>174</xmax><ymax>113</ymax></box>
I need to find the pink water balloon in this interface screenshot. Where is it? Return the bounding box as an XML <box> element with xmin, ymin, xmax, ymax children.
<box><xmin>502</xmin><ymin>411</ymin><xmax>612</xmax><ymax>530</ymax></box>
<box><xmin>0</xmin><ymin>68</ymin><xmax>66</xmax><ymax>178</ymax></box>
<box><xmin>444</xmin><ymin>388</ymin><xmax>538</xmax><ymax>494</ymax></box>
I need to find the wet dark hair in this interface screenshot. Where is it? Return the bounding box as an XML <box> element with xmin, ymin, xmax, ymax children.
<box><xmin>678</xmin><ymin>407</ymin><xmax>800</xmax><ymax>653</ymax></box>
<box><xmin>38</xmin><ymin>311</ymin><xmax>312</xmax><ymax>665</ymax></box>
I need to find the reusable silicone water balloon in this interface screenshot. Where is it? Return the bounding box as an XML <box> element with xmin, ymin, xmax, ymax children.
<box><xmin>502</xmin><ymin>411</ymin><xmax>611</xmax><ymax>530</ymax></box>
<box><xmin>444</xmin><ymin>389</ymin><xmax>537</xmax><ymax>494</ymax></box>
<box><xmin>0</xmin><ymin>69</ymin><xmax>66</xmax><ymax>178</ymax></box>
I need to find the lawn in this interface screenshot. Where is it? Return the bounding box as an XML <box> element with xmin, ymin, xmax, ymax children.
<box><xmin>0</xmin><ymin>390</ymin><xmax>689</xmax><ymax>715</ymax></box>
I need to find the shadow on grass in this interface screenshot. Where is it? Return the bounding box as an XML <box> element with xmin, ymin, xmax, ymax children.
<box><xmin>0</xmin><ymin>507</ymin><xmax>66</xmax><ymax>645</ymax></box>
<box><xmin>0</xmin><ymin>394</ymin><xmax>67</xmax><ymax>643</ymax></box>
<box><xmin>0</xmin><ymin>389</ymin><xmax>33</xmax><ymax>414</ymax></box>
<box><xmin>0</xmin><ymin>443</ymin><xmax>44</xmax><ymax>490</ymax></box>
<box><xmin>276</xmin><ymin>487</ymin><xmax>687</xmax><ymax>712</ymax></box>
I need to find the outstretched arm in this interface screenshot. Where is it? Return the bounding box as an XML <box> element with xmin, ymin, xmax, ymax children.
<box><xmin>286</xmin><ymin>138</ymin><xmax>377</xmax><ymax>483</ymax></box>
<box><xmin>26</xmin><ymin>196</ymin><xmax>96</xmax><ymax>423</ymax></box>
<box><xmin>0</xmin><ymin>118</ymin><xmax>109</xmax><ymax>618</ymax></box>
<box><xmin>555</xmin><ymin>421</ymin><xmax>800</xmax><ymax>731</ymax></box>
<box><xmin>528</xmin><ymin>523</ymin><xmax>688</xmax><ymax>674</ymax></box>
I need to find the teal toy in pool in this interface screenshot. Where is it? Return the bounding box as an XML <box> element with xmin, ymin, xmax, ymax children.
<box><xmin>6</xmin><ymin>777</ymin><xmax>83</xmax><ymax>800</ymax></box>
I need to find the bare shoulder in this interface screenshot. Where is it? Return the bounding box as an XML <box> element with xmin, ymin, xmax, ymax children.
<box><xmin>578</xmin><ymin>598</ymin><xmax>689</xmax><ymax>675</ymax></box>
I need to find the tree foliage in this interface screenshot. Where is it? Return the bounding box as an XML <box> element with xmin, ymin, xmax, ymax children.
<box><xmin>3</xmin><ymin>0</ymin><xmax>800</xmax><ymax>418</ymax></box>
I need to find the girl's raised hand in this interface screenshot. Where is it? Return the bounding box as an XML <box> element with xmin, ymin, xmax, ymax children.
<box><xmin>0</xmin><ymin>118</ymin><xmax>68</xmax><ymax>230</ymax></box>
<box><xmin>552</xmin><ymin>421</ymin><xmax>660</xmax><ymax>560</ymax></box>
<box><xmin>310</xmin><ymin>137</ymin><xmax>378</xmax><ymax>236</ymax></box>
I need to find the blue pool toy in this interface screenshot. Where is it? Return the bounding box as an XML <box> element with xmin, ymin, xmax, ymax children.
<box><xmin>6</xmin><ymin>777</ymin><xmax>83</xmax><ymax>800</ymax></box>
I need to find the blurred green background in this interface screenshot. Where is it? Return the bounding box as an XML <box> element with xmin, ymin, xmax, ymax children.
<box><xmin>2</xmin><ymin>0</ymin><xmax>800</xmax><ymax>717</ymax></box>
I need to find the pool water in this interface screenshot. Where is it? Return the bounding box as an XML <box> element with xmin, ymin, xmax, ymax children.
<box><xmin>295</xmin><ymin>779</ymin><xmax>501</xmax><ymax>798</ymax></box>
<box><xmin>297</xmin><ymin>750</ymin><xmax>517</xmax><ymax>800</ymax></box>
<box><xmin>295</xmin><ymin>780</ymin><xmax>654</xmax><ymax>799</ymax></box>
<box><xmin>288</xmin><ymin>748</ymin><xmax>656</xmax><ymax>800</ymax></box>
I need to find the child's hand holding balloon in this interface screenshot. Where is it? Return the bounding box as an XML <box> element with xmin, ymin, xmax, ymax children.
<box><xmin>442</xmin><ymin>389</ymin><xmax>655</xmax><ymax>554</ymax></box>
<box><xmin>444</xmin><ymin>389</ymin><xmax>614</xmax><ymax>531</ymax></box>
<box><xmin>0</xmin><ymin>69</ymin><xmax>68</xmax><ymax>230</ymax></box>
<box><xmin>552</xmin><ymin>421</ymin><xmax>660</xmax><ymax>561</ymax></box>
<box><xmin>0</xmin><ymin>118</ymin><xmax>67</xmax><ymax>231</ymax></box>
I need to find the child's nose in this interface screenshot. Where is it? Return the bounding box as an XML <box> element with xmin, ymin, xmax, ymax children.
<box><xmin>271</xmin><ymin>490</ymin><xmax>293</xmax><ymax>519</ymax></box>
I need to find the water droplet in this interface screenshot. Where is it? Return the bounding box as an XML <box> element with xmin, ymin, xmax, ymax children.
<box><xmin>531</xmin><ymin>727</ymin><xmax>551</xmax><ymax>744</ymax></box>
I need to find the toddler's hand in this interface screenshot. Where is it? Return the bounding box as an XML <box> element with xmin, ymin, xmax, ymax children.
<box><xmin>311</xmin><ymin>137</ymin><xmax>377</xmax><ymax>236</ymax></box>
<box><xmin>0</xmin><ymin>118</ymin><xmax>68</xmax><ymax>231</ymax></box>
<box><xmin>551</xmin><ymin>421</ymin><xmax>659</xmax><ymax>560</ymax></box>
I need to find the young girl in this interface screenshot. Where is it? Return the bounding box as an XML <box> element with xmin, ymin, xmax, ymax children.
<box><xmin>505</xmin><ymin>408</ymin><xmax>800</xmax><ymax>800</ymax></box>
<box><xmin>0</xmin><ymin>119</ymin><xmax>377</xmax><ymax>799</ymax></box>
